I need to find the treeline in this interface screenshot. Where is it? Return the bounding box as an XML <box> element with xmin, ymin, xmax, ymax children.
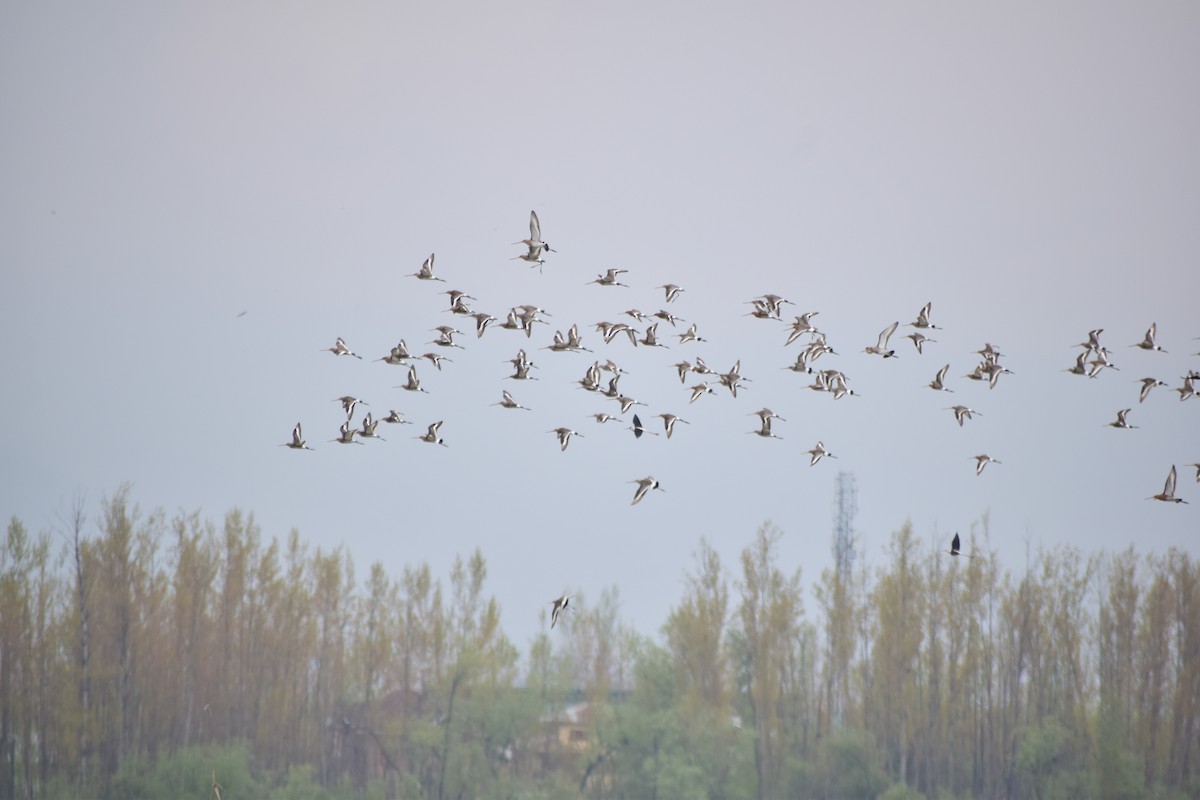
<box><xmin>1</xmin><ymin>485</ymin><xmax>1197</xmax><ymax>800</ymax></box>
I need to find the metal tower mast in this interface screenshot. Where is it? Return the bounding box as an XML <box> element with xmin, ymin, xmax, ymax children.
<box><xmin>832</xmin><ymin>471</ymin><xmax>857</xmax><ymax>578</ymax></box>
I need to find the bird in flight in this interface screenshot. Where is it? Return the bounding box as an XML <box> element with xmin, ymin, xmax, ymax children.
<box><xmin>973</xmin><ymin>454</ymin><xmax>1000</xmax><ymax>476</ymax></box>
<box><xmin>907</xmin><ymin>302</ymin><xmax>940</xmax><ymax>330</ymax></box>
<box><xmin>612</xmin><ymin>395</ymin><xmax>648</xmax><ymax>414</ymax></box>
<box><xmin>588</xmin><ymin>268</ymin><xmax>629</xmax><ymax>287</ymax></box>
<box><xmin>282</xmin><ymin>422</ymin><xmax>314</xmax><ymax>451</ymax></box>
<box><xmin>514</xmin><ymin>210</ymin><xmax>554</xmax><ymax>271</ymax></box>
<box><xmin>807</xmin><ymin>441</ymin><xmax>836</xmax><ymax>466</ymax></box>
<box><xmin>629</xmin><ymin>414</ymin><xmax>658</xmax><ymax>439</ymax></box>
<box><xmin>410</xmin><ymin>252</ymin><xmax>445</xmax><ymax>282</ymax></box>
<box><xmin>905</xmin><ymin>331</ymin><xmax>936</xmax><ymax>354</ymax></box>
<box><xmin>330</xmin><ymin>422</ymin><xmax>363</xmax><ymax>445</ymax></box>
<box><xmin>1107</xmin><ymin>408</ymin><xmax>1137</xmax><ymax>429</ymax></box>
<box><xmin>549</xmin><ymin>427</ymin><xmax>583</xmax><ymax>451</ymax></box>
<box><xmin>657</xmin><ymin>413</ymin><xmax>689</xmax><ymax>439</ymax></box>
<box><xmin>1136</xmin><ymin>377</ymin><xmax>1167</xmax><ymax>403</ymax></box>
<box><xmin>947</xmin><ymin>405</ymin><xmax>980</xmax><ymax>427</ymax></box>
<box><xmin>657</xmin><ymin>283</ymin><xmax>685</xmax><ymax>303</ymax></box>
<box><xmin>749</xmin><ymin>416</ymin><xmax>784</xmax><ymax>440</ymax></box>
<box><xmin>323</xmin><ymin>337</ymin><xmax>362</xmax><ymax>359</ymax></box>
<box><xmin>358</xmin><ymin>412</ymin><xmax>385</xmax><ymax>441</ymax></box>
<box><xmin>1148</xmin><ymin>465</ymin><xmax>1187</xmax><ymax>503</ymax></box>
<box><xmin>549</xmin><ymin>593</ymin><xmax>574</xmax><ymax>629</ymax></box>
<box><xmin>629</xmin><ymin>476</ymin><xmax>664</xmax><ymax>505</ymax></box>
<box><xmin>1131</xmin><ymin>322</ymin><xmax>1166</xmax><ymax>352</ymax></box>
<box><xmin>493</xmin><ymin>390</ymin><xmax>531</xmax><ymax>411</ymax></box>
<box><xmin>864</xmin><ymin>322</ymin><xmax>900</xmax><ymax>358</ymax></box>
<box><xmin>928</xmin><ymin>364</ymin><xmax>954</xmax><ymax>392</ymax></box>
<box><xmin>416</xmin><ymin>421</ymin><xmax>448</xmax><ymax>447</ymax></box>
<box><xmin>398</xmin><ymin>365</ymin><xmax>428</xmax><ymax>393</ymax></box>
<box><xmin>948</xmin><ymin>532</ymin><xmax>974</xmax><ymax>558</ymax></box>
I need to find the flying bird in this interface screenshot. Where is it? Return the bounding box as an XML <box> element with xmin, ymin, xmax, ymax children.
<box><xmin>928</xmin><ymin>364</ymin><xmax>954</xmax><ymax>392</ymax></box>
<box><xmin>410</xmin><ymin>253</ymin><xmax>445</xmax><ymax>282</ymax></box>
<box><xmin>421</xmin><ymin>352</ymin><xmax>453</xmax><ymax>371</ymax></box>
<box><xmin>493</xmin><ymin>390</ymin><xmax>531</xmax><ymax>411</ymax></box>
<box><xmin>973</xmin><ymin>454</ymin><xmax>1000</xmax><ymax>476</ymax></box>
<box><xmin>282</xmin><ymin>422</ymin><xmax>314</xmax><ymax>451</ymax></box>
<box><xmin>1131</xmin><ymin>322</ymin><xmax>1166</xmax><ymax>352</ymax></box>
<box><xmin>588</xmin><ymin>269</ymin><xmax>629</xmax><ymax>287</ymax></box>
<box><xmin>640</xmin><ymin>322</ymin><xmax>669</xmax><ymax>348</ymax></box>
<box><xmin>654</xmin><ymin>309</ymin><xmax>686</xmax><ymax>327</ymax></box>
<box><xmin>677</xmin><ymin>323</ymin><xmax>706</xmax><ymax>344</ymax></box>
<box><xmin>947</xmin><ymin>405</ymin><xmax>981</xmax><ymax>427</ymax></box>
<box><xmin>1064</xmin><ymin>351</ymin><xmax>1090</xmax><ymax>376</ymax></box>
<box><xmin>514</xmin><ymin>210</ymin><xmax>554</xmax><ymax>253</ymax></box>
<box><xmin>323</xmin><ymin>337</ymin><xmax>362</xmax><ymax>359</ymax></box>
<box><xmin>398</xmin><ymin>365</ymin><xmax>428</xmax><ymax>393</ymax></box>
<box><xmin>658</xmin><ymin>284</ymin><xmax>685</xmax><ymax>303</ymax></box>
<box><xmin>629</xmin><ymin>414</ymin><xmax>658</xmax><ymax>439</ymax></box>
<box><xmin>1148</xmin><ymin>465</ymin><xmax>1187</xmax><ymax>503</ymax></box>
<box><xmin>785</xmin><ymin>312</ymin><xmax>821</xmax><ymax>346</ymax></box>
<box><xmin>416</xmin><ymin>421</ymin><xmax>448</xmax><ymax>447</ymax></box>
<box><xmin>334</xmin><ymin>396</ymin><xmax>367</xmax><ymax>419</ymax></box>
<box><xmin>549</xmin><ymin>594</ymin><xmax>574</xmax><ymax>629</ymax></box>
<box><xmin>629</xmin><ymin>476</ymin><xmax>663</xmax><ymax>505</ymax></box>
<box><xmin>513</xmin><ymin>210</ymin><xmax>554</xmax><ymax>271</ymax></box>
<box><xmin>612</xmin><ymin>395</ymin><xmax>648</xmax><ymax>414</ymax></box>
<box><xmin>1136</xmin><ymin>377</ymin><xmax>1168</xmax><ymax>403</ymax></box>
<box><xmin>1077</xmin><ymin>329</ymin><xmax>1104</xmax><ymax>355</ymax></box>
<box><xmin>429</xmin><ymin>326</ymin><xmax>466</xmax><ymax>349</ymax></box>
<box><xmin>749</xmin><ymin>416</ymin><xmax>784</xmax><ymax>440</ymax></box>
<box><xmin>471</xmin><ymin>312</ymin><xmax>496</xmax><ymax>338</ymax></box>
<box><xmin>358</xmin><ymin>412</ymin><xmax>385</xmax><ymax>441</ymax></box>
<box><xmin>905</xmin><ymin>331</ymin><xmax>936</xmax><ymax>354</ymax></box>
<box><xmin>330</xmin><ymin>422</ymin><xmax>363</xmax><ymax>445</ymax></box>
<box><xmin>750</xmin><ymin>408</ymin><xmax>787</xmax><ymax>425</ymax></box>
<box><xmin>908</xmin><ymin>302</ymin><xmax>940</xmax><ymax>330</ymax></box>
<box><xmin>1107</xmin><ymin>408</ymin><xmax>1137</xmax><ymax>429</ymax></box>
<box><xmin>807</xmin><ymin>441</ymin><xmax>836</xmax><ymax>466</ymax></box>
<box><xmin>444</xmin><ymin>287</ymin><xmax>470</xmax><ymax>311</ymax></box>
<box><xmin>375</xmin><ymin>340</ymin><xmax>413</xmax><ymax>365</ymax></box>
<box><xmin>948</xmin><ymin>533</ymin><xmax>974</xmax><ymax>558</ymax></box>
<box><xmin>657</xmin><ymin>413</ymin><xmax>690</xmax><ymax>439</ymax></box>
<box><xmin>864</xmin><ymin>322</ymin><xmax>900</xmax><ymax>358</ymax></box>
<box><xmin>550</xmin><ymin>427</ymin><xmax>583</xmax><ymax>451</ymax></box>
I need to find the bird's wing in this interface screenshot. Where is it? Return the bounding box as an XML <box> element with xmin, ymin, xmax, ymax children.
<box><xmin>879</xmin><ymin>321</ymin><xmax>899</xmax><ymax>348</ymax></box>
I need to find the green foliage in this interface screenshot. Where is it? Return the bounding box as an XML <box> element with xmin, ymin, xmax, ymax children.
<box><xmin>108</xmin><ymin>743</ymin><xmax>258</xmax><ymax>800</ymax></box>
<box><xmin>1016</xmin><ymin>718</ymin><xmax>1069</xmax><ymax>796</ymax></box>
<box><xmin>1097</xmin><ymin>732</ymin><xmax>1145</xmax><ymax>800</ymax></box>
<box><xmin>269</xmin><ymin>765</ymin><xmax>328</xmax><ymax>800</ymax></box>
<box><xmin>809</xmin><ymin>730</ymin><xmax>889</xmax><ymax>800</ymax></box>
<box><xmin>879</xmin><ymin>782</ymin><xmax>928</xmax><ymax>800</ymax></box>
<box><xmin>5</xmin><ymin>495</ymin><xmax>1200</xmax><ymax>799</ymax></box>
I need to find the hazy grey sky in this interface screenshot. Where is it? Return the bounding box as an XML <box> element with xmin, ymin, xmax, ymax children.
<box><xmin>3</xmin><ymin>2</ymin><xmax>1197</xmax><ymax>647</ymax></box>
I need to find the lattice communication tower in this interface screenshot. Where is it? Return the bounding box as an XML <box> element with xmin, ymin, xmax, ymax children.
<box><xmin>832</xmin><ymin>471</ymin><xmax>857</xmax><ymax>578</ymax></box>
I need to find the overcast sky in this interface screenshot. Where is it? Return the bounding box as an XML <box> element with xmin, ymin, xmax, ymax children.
<box><xmin>3</xmin><ymin>2</ymin><xmax>1198</xmax><ymax>649</ymax></box>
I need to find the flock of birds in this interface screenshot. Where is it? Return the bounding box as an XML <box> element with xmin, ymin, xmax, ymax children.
<box><xmin>277</xmin><ymin>210</ymin><xmax>1196</xmax><ymax>622</ymax></box>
